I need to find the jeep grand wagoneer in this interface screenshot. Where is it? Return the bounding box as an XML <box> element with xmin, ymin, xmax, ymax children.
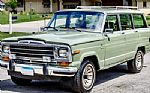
<box><xmin>0</xmin><ymin>6</ymin><xmax>150</xmax><ymax>93</ymax></box>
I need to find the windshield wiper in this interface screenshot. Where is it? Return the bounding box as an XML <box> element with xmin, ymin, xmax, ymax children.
<box><xmin>59</xmin><ymin>27</ymin><xmax>82</xmax><ymax>32</ymax></box>
<box><xmin>41</xmin><ymin>26</ymin><xmax>59</xmax><ymax>31</ymax></box>
<box><xmin>71</xmin><ymin>27</ymin><xmax>82</xmax><ymax>32</ymax></box>
<box><xmin>42</xmin><ymin>26</ymin><xmax>82</xmax><ymax>32</ymax></box>
<box><xmin>47</xmin><ymin>27</ymin><xmax>60</xmax><ymax>31</ymax></box>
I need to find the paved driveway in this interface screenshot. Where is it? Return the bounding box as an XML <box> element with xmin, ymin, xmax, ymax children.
<box><xmin>0</xmin><ymin>53</ymin><xmax>150</xmax><ymax>93</ymax></box>
<box><xmin>0</xmin><ymin>20</ymin><xmax>49</xmax><ymax>33</ymax></box>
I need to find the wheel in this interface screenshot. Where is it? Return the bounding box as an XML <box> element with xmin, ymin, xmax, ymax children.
<box><xmin>11</xmin><ymin>76</ymin><xmax>32</xmax><ymax>86</ymax></box>
<box><xmin>71</xmin><ymin>60</ymin><xmax>96</xmax><ymax>93</ymax></box>
<box><xmin>127</xmin><ymin>50</ymin><xmax>144</xmax><ymax>73</ymax></box>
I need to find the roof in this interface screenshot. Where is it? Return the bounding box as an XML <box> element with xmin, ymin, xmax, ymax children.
<box><xmin>58</xmin><ymin>6</ymin><xmax>143</xmax><ymax>14</ymax></box>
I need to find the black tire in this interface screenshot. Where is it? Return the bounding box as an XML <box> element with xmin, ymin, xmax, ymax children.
<box><xmin>11</xmin><ymin>76</ymin><xmax>32</xmax><ymax>86</ymax></box>
<box><xmin>127</xmin><ymin>50</ymin><xmax>144</xmax><ymax>73</ymax></box>
<box><xmin>71</xmin><ymin>60</ymin><xmax>96</xmax><ymax>93</ymax></box>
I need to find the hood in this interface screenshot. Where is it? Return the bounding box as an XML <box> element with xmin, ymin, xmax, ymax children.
<box><xmin>2</xmin><ymin>31</ymin><xmax>103</xmax><ymax>46</ymax></box>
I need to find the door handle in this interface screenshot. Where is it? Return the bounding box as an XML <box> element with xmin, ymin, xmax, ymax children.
<box><xmin>135</xmin><ymin>31</ymin><xmax>138</xmax><ymax>32</ymax></box>
<box><xmin>122</xmin><ymin>32</ymin><xmax>125</xmax><ymax>34</ymax></box>
<box><xmin>104</xmin><ymin>34</ymin><xmax>110</xmax><ymax>41</ymax></box>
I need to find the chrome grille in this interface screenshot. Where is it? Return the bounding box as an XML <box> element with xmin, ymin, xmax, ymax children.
<box><xmin>10</xmin><ymin>44</ymin><xmax>54</xmax><ymax>63</ymax></box>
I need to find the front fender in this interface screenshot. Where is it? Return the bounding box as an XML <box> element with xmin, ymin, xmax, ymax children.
<box><xmin>71</xmin><ymin>51</ymin><xmax>104</xmax><ymax>70</ymax></box>
<box><xmin>80</xmin><ymin>51</ymin><xmax>100</xmax><ymax>62</ymax></box>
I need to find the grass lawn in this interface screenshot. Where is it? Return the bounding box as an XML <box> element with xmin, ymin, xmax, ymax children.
<box><xmin>0</xmin><ymin>12</ymin><xmax>53</xmax><ymax>24</ymax></box>
<box><xmin>0</xmin><ymin>32</ymin><xmax>31</xmax><ymax>40</ymax></box>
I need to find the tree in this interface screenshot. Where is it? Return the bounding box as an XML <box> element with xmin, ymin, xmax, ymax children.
<box><xmin>6</xmin><ymin>0</ymin><xmax>17</xmax><ymax>10</ymax></box>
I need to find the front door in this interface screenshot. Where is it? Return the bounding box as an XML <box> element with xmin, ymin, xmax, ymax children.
<box><xmin>104</xmin><ymin>15</ymin><xmax>127</xmax><ymax>66</ymax></box>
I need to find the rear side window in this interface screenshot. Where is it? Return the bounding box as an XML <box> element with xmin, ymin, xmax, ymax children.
<box><xmin>120</xmin><ymin>14</ymin><xmax>132</xmax><ymax>30</ymax></box>
<box><xmin>133</xmin><ymin>14</ymin><xmax>147</xmax><ymax>28</ymax></box>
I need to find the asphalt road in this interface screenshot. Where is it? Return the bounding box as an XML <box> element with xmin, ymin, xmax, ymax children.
<box><xmin>0</xmin><ymin>20</ymin><xmax>49</xmax><ymax>33</ymax></box>
<box><xmin>0</xmin><ymin>53</ymin><xmax>150</xmax><ymax>93</ymax></box>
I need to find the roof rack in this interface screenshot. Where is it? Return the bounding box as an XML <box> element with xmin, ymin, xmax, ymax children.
<box><xmin>76</xmin><ymin>6</ymin><xmax>138</xmax><ymax>10</ymax></box>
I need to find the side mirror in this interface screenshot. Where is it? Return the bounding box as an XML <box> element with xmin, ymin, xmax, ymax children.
<box><xmin>104</xmin><ymin>29</ymin><xmax>113</xmax><ymax>41</ymax></box>
<box><xmin>40</xmin><ymin>26</ymin><xmax>48</xmax><ymax>31</ymax></box>
<box><xmin>105</xmin><ymin>29</ymin><xmax>113</xmax><ymax>33</ymax></box>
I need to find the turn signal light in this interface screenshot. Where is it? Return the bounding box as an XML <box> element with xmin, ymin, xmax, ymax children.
<box><xmin>73</xmin><ymin>50</ymin><xmax>80</xmax><ymax>55</ymax></box>
<box><xmin>58</xmin><ymin>62</ymin><xmax>70</xmax><ymax>67</ymax></box>
<box><xmin>2</xmin><ymin>56</ymin><xmax>9</xmax><ymax>61</ymax></box>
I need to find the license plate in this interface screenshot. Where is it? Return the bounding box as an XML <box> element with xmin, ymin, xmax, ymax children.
<box><xmin>21</xmin><ymin>67</ymin><xmax>34</xmax><ymax>76</ymax></box>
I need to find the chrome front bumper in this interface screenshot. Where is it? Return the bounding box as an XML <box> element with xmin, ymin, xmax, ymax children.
<box><xmin>9</xmin><ymin>62</ymin><xmax>78</xmax><ymax>77</ymax></box>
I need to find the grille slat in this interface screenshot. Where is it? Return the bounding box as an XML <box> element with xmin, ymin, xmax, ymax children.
<box><xmin>10</xmin><ymin>43</ymin><xmax>54</xmax><ymax>63</ymax></box>
<box><xmin>10</xmin><ymin>47</ymin><xmax>53</xmax><ymax>52</ymax></box>
<box><xmin>10</xmin><ymin>44</ymin><xmax>53</xmax><ymax>50</ymax></box>
<box><xmin>14</xmin><ymin>59</ymin><xmax>52</xmax><ymax>64</ymax></box>
<box><xmin>11</xmin><ymin>52</ymin><xmax>54</xmax><ymax>57</ymax></box>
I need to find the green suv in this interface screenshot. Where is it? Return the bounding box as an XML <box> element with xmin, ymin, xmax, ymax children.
<box><xmin>1</xmin><ymin>6</ymin><xmax>150</xmax><ymax>93</ymax></box>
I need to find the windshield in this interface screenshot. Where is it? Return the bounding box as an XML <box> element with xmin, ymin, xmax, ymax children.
<box><xmin>47</xmin><ymin>11</ymin><xmax>104</xmax><ymax>32</ymax></box>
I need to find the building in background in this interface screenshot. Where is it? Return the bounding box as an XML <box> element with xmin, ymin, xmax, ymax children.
<box><xmin>1</xmin><ymin>0</ymin><xmax>150</xmax><ymax>15</ymax></box>
<box><xmin>135</xmin><ymin>0</ymin><xmax>150</xmax><ymax>15</ymax></box>
<box><xmin>1</xmin><ymin>0</ymin><xmax>102</xmax><ymax>13</ymax></box>
<box><xmin>102</xmin><ymin>0</ymin><xmax>132</xmax><ymax>6</ymax></box>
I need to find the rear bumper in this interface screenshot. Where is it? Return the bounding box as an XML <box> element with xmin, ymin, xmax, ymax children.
<box><xmin>9</xmin><ymin>60</ymin><xmax>78</xmax><ymax>78</ymax></box>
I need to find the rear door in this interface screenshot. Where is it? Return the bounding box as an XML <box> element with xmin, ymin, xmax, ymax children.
<box><xmin>119</xmin><ymin>14</ymin><xmax>139</xmax><ymax>59</ymax></box>
<box><xmin>132</xmin><ymin>14</ymin><xmax>150</xmax><ymax>52</ymax></box>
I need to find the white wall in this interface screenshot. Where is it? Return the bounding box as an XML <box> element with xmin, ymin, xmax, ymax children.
<box><xmin>137</xmin><ymin>1</ymin><xmax>150</xmax><ymax>15</ymax></box>
<box><xmin>132</xmin><ymin>0</ymin><xmax>137</xmax><ymax>6</ymax></box>
<box><xmin>81</xmin><ymin>0</ymin><xmax>93</xmax><ymax>6</ymax></box>
<box><xmin>140</xmin><ymin>9</ymin><xmax>150</xmax><ymax>15</ymax></box>
<box><xmin>25</xmin><ymin>1</ymin><xmax>50</xmax><ymax>13</ymax></box>
<box><xmin>137</xmin><ymin>1</ymin><xmax>150</xmax><ymax>8</ymax></box>
<box><xmin>52</xmin><ymin>2</ymin><xmax>58</xmax><ymax>12</ymax></box>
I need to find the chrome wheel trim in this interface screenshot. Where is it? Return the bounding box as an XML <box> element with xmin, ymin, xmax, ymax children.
<box><xmin>82</xmin><ymin>63</ymin><xmax>95</xmax><ymax>90</ymax></box>
<box><xmin>135</xmin><ymin>52</ymin><xmax>143</xmax><ymax>70</ymax></box>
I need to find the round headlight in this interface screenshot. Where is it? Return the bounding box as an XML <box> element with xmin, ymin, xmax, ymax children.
<box><xmin>3</xmin><ymin>46</ymin><xmax>10</xmax><ymax>53</ymax></box>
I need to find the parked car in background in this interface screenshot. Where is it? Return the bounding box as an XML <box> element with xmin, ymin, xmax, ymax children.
<box><xmin>0</xmin><ymin>6</ymin><xmax>150</xmax><ymax>93</ymax></box>
<box><xmin>0</xmin><ymin>1</ymin><xmax>5</xmax><ymax>11</ymax></box>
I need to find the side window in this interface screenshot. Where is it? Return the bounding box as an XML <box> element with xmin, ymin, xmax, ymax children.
<box><xmin>133</xmin><ymin>14</ymin><xmax>147</xmax><ymax>28</ymax></box>
<box><xmin>120</xmin><ymin>14</ymin><xmax>132</xmax><ymax>30</ymax></box>
<box><xmin>104</xmin><ymin>15</ymin><xmax>119</xmax><ymax>31</ymax></box>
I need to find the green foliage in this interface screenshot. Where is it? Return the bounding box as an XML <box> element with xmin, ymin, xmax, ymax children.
<box><xmin>6</xmin><ymin>0</ymin><xmax>17</xmax><ymax>10</ymax></box>
<box><xmin>0</xmin><ymin>12</ymin><xmax>9</xmax><ymax>24</ymax></box>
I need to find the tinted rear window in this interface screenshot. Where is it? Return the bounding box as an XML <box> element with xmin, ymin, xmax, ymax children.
<box><xmin>133</xmin><ymin>14</ymin><xmax>147</xmax><ymax>28</ymax></box>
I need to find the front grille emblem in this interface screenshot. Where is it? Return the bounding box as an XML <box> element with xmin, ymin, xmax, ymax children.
<box><xmin>18</xmin><ymin>40</ymin><xmax>45</xmax><ymax>44</ymax></box>
<box><xmin>30</xmin><ymin>58</ymin><xmax>32</xmax><ymax>63</ymax></box>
